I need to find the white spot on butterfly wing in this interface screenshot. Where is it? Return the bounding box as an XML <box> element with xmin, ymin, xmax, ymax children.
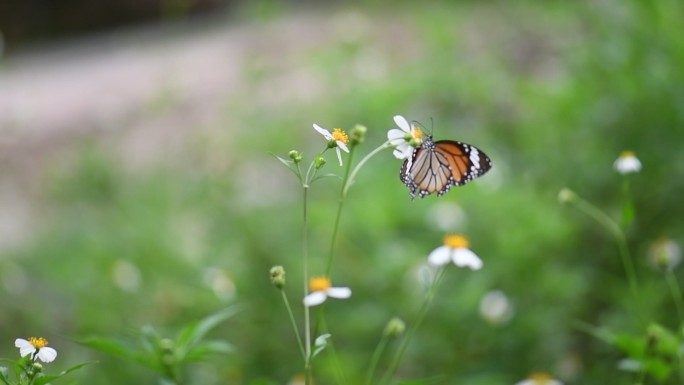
<box><xmin>469</xmin><ymin>147</ymin><xmax>480</xmax><ymax>171</ymax></box>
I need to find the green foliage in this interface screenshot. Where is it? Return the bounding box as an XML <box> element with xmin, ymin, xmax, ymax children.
<box><xmin>0</xmin><ymin>357</ymin><xmax>94</xmax><ymax>385</ymax></box>
<box><xmin>2</xmin><ymin>0</ymin><xmax>684</xmax><ymax>384</ymax></box>
<box><xmin>81</xmin><ymin>307</ymin><xmax>239</xmax><ymax>384</ymax></box>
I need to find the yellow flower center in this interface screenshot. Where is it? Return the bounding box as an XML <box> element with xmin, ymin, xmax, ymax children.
<box><xmin>309</xmin><ymin>276</ymin><xmax>332</xmax><ymax>292</ymax></box>
<box><xmin>413</xmin><ymin>127</ymin><xmax>423</xmax><ymax>141</ymax></box>
<box><xmin>528</xmin><ymin>372</ymin><xmax>555</xmax><ymax>385</ymax></box>
<box><xmin>444</xmin><ymin>234</ymin><xmax>469</xmax><ymax>249</ymax></box>
<box><xmin>28</xmin><ymin>337</ymin><xmax>49</xmax><ymax>349</ymax></box>
<box><xmin>332</xmin><ymin>128</ymin><xmax>349</xmax><ymax>144</ymax></box>
<box><xmin>620</xmin><ymin>150</ymin><xmax>635</xmax><ymax>159</ymax></box>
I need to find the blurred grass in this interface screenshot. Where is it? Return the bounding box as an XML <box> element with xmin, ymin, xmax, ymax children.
<box><xmin>2</xmin><ymin>0</ymin><xmax>684</xmax><ymax>384</ymax></box>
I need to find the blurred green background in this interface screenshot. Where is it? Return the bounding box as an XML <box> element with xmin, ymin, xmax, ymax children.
<box><xmin>1</xmin><ymin>0</ymin><xmax>683</xmax><ymax>384</ymax></box>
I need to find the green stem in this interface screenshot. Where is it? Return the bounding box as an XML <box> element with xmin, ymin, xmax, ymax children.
<box><xmin>572</xmin><ymin>195</ymin><xmax>639</xmax><ymax>298</ymax></box>
<box><xmin>343</xmin><ymin>141</ymin><xmax>391</xmax><ymax>197</ymax></box>
<box><xmin>281</xmin><ymin>290</ymin><xmax>306</xmax><ymax>359</ymax></box>
<box><xmin>379</xmin><ymin>268</ymin><xmax>446</xmax><ymax>385</ymax></box>
<box><xmin>667</xmin><ymin>269</ymin><xmax>684</xmax><ymax>384</ymax></box>
<box><xmin>365</xmin><ymin>334</ymin><xmax>390</xmax><ymax>385</ymax></box>
<box><xmin>302</xmin><ymin>186</ymin><xmax>312</xmax><ymax>385</ymax></box>
<box><xmin>324</xmin><ymin>141</ymin><xmax>390</xmax><ymax>276</ymax></box>
<box><xmin>665</xmin><ymin>270</ymin><xmax>684</xmax><ymax>324</ymax></box>
<box><xmin>325</xmin><ymin>146</ymin><xmax>356</xmax><ymax>277</ymax></box>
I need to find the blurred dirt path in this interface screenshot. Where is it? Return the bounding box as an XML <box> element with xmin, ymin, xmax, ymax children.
<box><xmin>0</xmin><ymin>10</ymin><xmax>376</xmax><ymax>248</ymax></box>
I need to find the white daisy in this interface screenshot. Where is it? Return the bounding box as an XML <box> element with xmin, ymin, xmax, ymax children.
<box><xmin>649</xmin><ymin>237</ymin><xmax>681</xmax><ymax>271</ymax></box>
<box><xmin>387</xmin><ymin>115</ymin><xmax>423</xmax><ymax>159</ymax></box>
<box><xmin>479</xmin><ymin>290</ymin><xmax>514</xmax><ymax>325</ymax></box>
<box><xmin>303</xmin><ymin>276</ymin><xmax>351</xmax><ymax>307</ymax></box>
<box><xmin>613</xmin><ymin>151</ymin><xmax>641</xmax><ymax>174</ymax></box>
<box><xmin>428</xmin><ymin>234</ymin><xmax>483</xmax><ymax>270</ymax></box>
<box><xmin>15</xmin><ymin>337</ymin><xmax>57</xmax><ymax>363</ymax></box>
<box><xmin>313</xmin><ymin>124</ymin><xmax>350</xmax><ymax>166</ymax></box>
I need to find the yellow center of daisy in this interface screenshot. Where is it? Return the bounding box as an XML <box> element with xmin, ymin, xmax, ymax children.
<box><xmin>444</xmin><ymin>234</ymin><xmax>469</xmax><ymax>249</ymax></box>
<box><xmin>332</xmin><ymin>128</ymin><xmax>349</xmax><ymax>144</ymax></box>
<box><xmin>528</xmin><ymin>372</ymin><xmax>555</xmax><ymax>385</ymax></box>
<box><xmin>28</xmin><ymin>337</ymin><xmax>49</xmax><ymax>349</ymax></box>
<box><xmin>413</xmin><ymin>127</ymin><xmax>423</xmax><ymax>140</ymax></box>
<box><xmin>620</xmin><ymin>150</ymin><xmax>635</xmax><ymax>159</ymax></box>
<box><xmin>309</xmin><ymin>276</ymin><xmax>332</xmax><ymax>292</ymax></box>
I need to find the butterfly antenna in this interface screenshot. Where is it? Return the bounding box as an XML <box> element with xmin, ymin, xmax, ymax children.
<box><xmin>412</xmin><ymin>119</ymin><xmax>433</xmax><ymax>137</ymax></box>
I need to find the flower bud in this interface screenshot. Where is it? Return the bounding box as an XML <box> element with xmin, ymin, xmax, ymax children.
<box><xmin>315</xmin><ymin>155</ymin><xmax>327</xmax><ymax>169</ymax></box>
<box><xmin>270</xmin><ymin>265</ymin><xmax>286</xmax><ymax>289</ymax></box>
<box><xmin>558</xmin><ymin>188</ymin><xmax>577</xmax><ymax>204</ymax></box>
<box><xmin>288</xmin><ymin>150</ymin><xmax>303</xmax><ymax>164</ymax></box>
<box><xmin>349</xmin><ymin>124</ymin><xmax>367</xmax><ymax>146</ymax></box>
<box><xmin>649</xmin><ymin>238</ymin><xmax>681</xmax><ymax>271</ymax></box>
<box><xmin>384</xmin><ymin>317</ymin><xmax>406</xmax><ymax>338</ymax></box>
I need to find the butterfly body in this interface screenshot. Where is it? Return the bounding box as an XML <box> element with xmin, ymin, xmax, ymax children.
<box><xmin>400</xmin><ymin>136</ymin><xmax>492</xmax><ymax>200</ymax></box>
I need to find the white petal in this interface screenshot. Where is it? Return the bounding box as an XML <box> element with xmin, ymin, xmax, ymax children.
<box><xmin>313</xmin><ymin>124</ymin><xmax>332</xmax><ymax>139</ymax></box>
<box><xmin>614</xmin><ymin>157</ymin><xmax>641</xmax><ymax>174</ymax></box>
<box><xmin>326</xmin><ymin>287</ymin><xmax>352</xmax><ymax>299</ymax></box>
<box><xmin>15</xmin><ymin>339</ymin><xmax>36</xmax><ymax>357</ymax></box>
<box><xmin>336</xmin><ymin>141</ymin><xmax>349</xmax><ymax>153</ymax></box>
<box><xmin>393</xmin><ymin>115</ymin><xmax>411</xmax><ymax>132</ymax></box>
<box><xmin>387</xmin><ymin>128</ymin><xmax>407</xmax><ymax>143</ymax></box>
<box><xmin>452</xmin><ymin>248</ymin><xmax>483</xmax><ymax>270</ymax></box>
<box><xmin>393</xmin><ymin>144</ymin><xmax>414</xmax><ymax>160</ymax></box>
<box><xmin>303</xmin><ymin>291</ymin><xmax>327</xmax><ymax>307</ymax></box>
<box><xmin>335</xmin><ymin>148</ymin><xmax>344</xmax><ymax>166</ymax></box>
<box><xmin>37</xmin><ymin>347</ymin><xmax>57</xmax><ymax>363</ymax></box>
<box><xmin>514</xmin><ymin>380</ymin><xmax>533</xmax><ymax>385</ymax></box>
<box><xmin>427</xmin><ymin>246</ymin><xmax>452</xmax><ymax>266</ymax></box>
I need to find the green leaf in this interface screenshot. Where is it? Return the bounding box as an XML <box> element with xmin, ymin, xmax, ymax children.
<box><xmin>0</xmin><ymin>366</ymin><xmax>9</xmax><ymax>384</ymax></box>
<box><xmin>312</xmin><ymin>334</ymin><xmax>331</xmax><ymax>358</ymax></box>
<box><xmin>183</xmin><ymin>340</ymin><xmax>234</xmax><ymax>362</ymax></box>
<box><xmin>175</xmin><ymin>306</ymin><xmax>241</xmax><ymax>356</ymax></box>
<box><xmin>310</xmin><ymin>173</ymin><xmax>340</xmax><ymax>183</ymax></box>
<box><xmin>79</xmin><ymin>337</ymin><xmax>152</xmax><ymax>368</ymax></box>
<box><xmin>614</xmin><ymin>332</ymin><xmax>645</xmax><ymax>358</ymax></box>
<box><xmin>647</xmin><ymin>323</ymin><xmax>680</xmax><ymax>356</ymax></box>
<box><xmin>33</xmin><ymin>361</ymin><xmax>97</xmax><ymax>385</ymax></box>
<box><xmin>270</xmin><ymin>154</ymin><xmax>301</xmax><ymax>181</ymax></box>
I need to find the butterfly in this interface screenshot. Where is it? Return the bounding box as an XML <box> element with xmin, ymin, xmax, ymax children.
<box><xmin>400</xmin><ymin>136</ymin><xmax>492</xmax><ymax>200</ymax></box>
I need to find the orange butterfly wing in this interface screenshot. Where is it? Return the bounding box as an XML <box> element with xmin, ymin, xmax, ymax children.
<box><xmin>401</xmin><ymin>137</ymin><xmax>492</xmax><ymax>199</ymax></box>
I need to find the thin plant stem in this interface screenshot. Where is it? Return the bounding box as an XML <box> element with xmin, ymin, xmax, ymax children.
<box><xmin>365</xmin><ymin>334</ymin><xmax>390</xmax><ymax>385</ymax></box>
<box><xmin>379</xmin><ymin>268</ymin><xmax>447</xmax><ymax>385</ymax></box>
<box><xmin>665</xmin><ymin>270</ymin><xmax>684</xmax><ymax>324</ymax></box>
<box><xmin>665</xmin><ymin>269</ymin><xmax>684</xmax><ymax>383</ymax></box>
<box><xmin>325</xmin><ymin>141</ymin><xmax>390</xmax><ymax>275</ymax></box>
<box><xmin>302</xmin><ymin>186</ymin><xmax>312</xmax><ymax>385</ymax></box>
<box><xmin>343</xmin><ymin>141</ymin><xmax>391</xmax><ymax>196</ymax></box>
<box><xmin>572</xmin><ymin>195</ymin><xmax>639</xmax><ymax>299</ymax></box>
<box><xmin>280</xmin><ymin>290</ymin><xmax>306</xmax><ymax>359</ymax></box>
<box><xmin>325</xmin><ymin>146</ymin><xmax>356</xmax><ymax>277</ymax></box>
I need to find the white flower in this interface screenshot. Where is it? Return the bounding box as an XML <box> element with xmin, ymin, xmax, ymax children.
<box><xmin>649</xmin><ymin>238</ymin><xmax>681</xmax><ymax>271</ymax></box>
<box><xmin>479</xmin><ymin>290</ymin><xmax>514</xmax><ymax>325</ymax></box>
<box><xmin>303</xmin><ymin>276</ymin><xmax>351</xmax><ymax>307</ymax></box>
<box><xmin>428</xmin><ymin>234</ymin><xmax>483</xmax><ymax>270</ymax></box>
<box><xmin>15</xmin><ymin>337</ymin><xmax>57</xmax><ymax>363</ymax></box>
<box><xmin>387</xmin><ymin>115</ymin><xmax>423</xmax><ymax>159</ymax></box>
<box><xmin>515</xmin><ymin>373</ymin><xmax>563</xmax><ymax>385</ymax></box>
<box><xmin>313</xmin><ymin>124</ymin><xmax>350</xmax><ymax>166</ymax></box>
<box><xmin>613</xmin><ymin>151</ymin><xmax>641</xmax><ymax>174</ymax></box>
